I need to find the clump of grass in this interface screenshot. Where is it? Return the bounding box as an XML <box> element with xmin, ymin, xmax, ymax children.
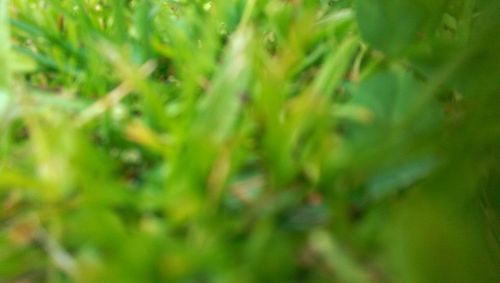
<box><xmin>0</xmin><ymin>1</ymin><xmax>499</xmax><ymax>282</ymax></box>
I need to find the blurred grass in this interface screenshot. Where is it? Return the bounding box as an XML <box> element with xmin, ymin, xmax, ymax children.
<box><xmin>0</xmin><ymin>0</ymin><xmax>499</xmax><ymax>282</ymax></box>
<box><xmin>0</xmin><ymin>0</ymin><xmax>10</xmax><ymax>113</ymax></box>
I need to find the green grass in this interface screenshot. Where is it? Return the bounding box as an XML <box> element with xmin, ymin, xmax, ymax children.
<box><xmin>1</xmin><ymin>0</ymin><xmax>499</xmax><ymax>282</ymax></box>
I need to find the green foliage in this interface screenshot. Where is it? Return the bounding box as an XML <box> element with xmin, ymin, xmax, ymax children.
<box><xmin>355</xmin><ymin>0</ymin><xmax>449</xmax><ymax>55</ymax></box>
<box><xmin>0</xmin><ymin>0</ymin><xmax>498</xmax><ymax>282</ymax></box>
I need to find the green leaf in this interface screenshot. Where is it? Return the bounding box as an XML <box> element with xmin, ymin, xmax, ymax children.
<box><xmin>349</xmin><ymin>71</ymin><xmax>441</xmax><ymax>130</ymax></box>
<box><xmin>355</xmin><ymin>0</ymin><xmax>448</xmax><ymax>55</ymax></box>
<box><xmin>367</xmin><ymin>155</ymin><xmax>439</xmax><ymax>201</ymax></box>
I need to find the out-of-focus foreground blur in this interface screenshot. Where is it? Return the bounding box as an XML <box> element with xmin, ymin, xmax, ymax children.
<box><xmin>0</xmin><ymin>0</ymin><xmax>499</xmax><ymax>282</ymax></box>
